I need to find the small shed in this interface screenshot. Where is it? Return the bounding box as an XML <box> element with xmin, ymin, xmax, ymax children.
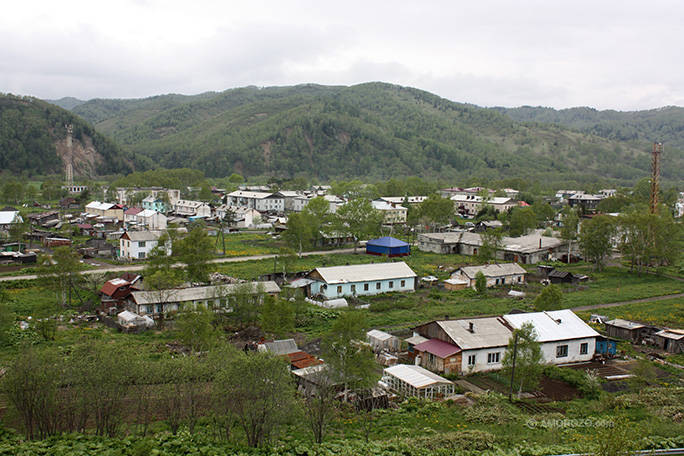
<box><xmin>444</xmin><ymin>278</ymin><xmax>468</xmax><ymax>291</ymax></box>
<box><xmin>367</xmin><ymin>329</ymin><xmax>400</xmax><ymax>352</ymax></box>
<box><xmin>117</xmin><ymin>310</ymin><xmax>154</xmax><ymax>329</ymax></box>
<box><xmin>382</xmin><ymin>364</ymin><xmax>455</xmax><ymax>399</ymax></box>
<box><xmin>654</xmin><ymin>329</ymin><xmax>684</xmax><ymax>354</ymax></box>
<box><xmin>366</xmin><ymin>236</ymin><xmax>410</xmax><ymax>257</ymax></box>
<box><xmin>548</xmin><ymin>269</ymin><xmax>575</xmax><ymax>284</ymax></box>
<box><xmin>595</xmin><ymin>336</ymin><xmax>617</xmax><ymax>356</ymax></box>
<box><xmin>605</xmin><ymin>319</ymin><xmax>647</xmax><ymax>343</ymax></box>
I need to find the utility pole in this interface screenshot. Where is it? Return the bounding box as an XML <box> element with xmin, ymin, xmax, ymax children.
<box><xmin>650</xmin><ymin>142</ymin><xmax>663</xmax><ymax>215</ymax></box>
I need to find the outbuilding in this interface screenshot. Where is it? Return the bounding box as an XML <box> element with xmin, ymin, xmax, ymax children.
<box><xmin>366</xmin><ymin>236</ymin><xmax>410</xmax><ymax>257</ymax></box>
<box><xmin>382</xmin><ymin>364</ymin><xmax>455</xmax><ymax>399</ymax></box>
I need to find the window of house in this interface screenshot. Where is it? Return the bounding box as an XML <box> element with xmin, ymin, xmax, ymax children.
<box><xmin>580</xmin><ymin>343</ymin><xmax>588</xmax><ymax>355</ymax></box>
<box><xmin>468</xmin><ymin>355</ymin><xmax>476</xmax><ymax>366</ymax></box>
<box><xmin>364</xmin><ymin>283</ymin><xmax>369</xmax><ymax>291</ymax></box>
<box><xmin>156</xmin><ymin>304</ymin><xmax>163</xmax><ymax>314</ymax></box>
<box><xmin>138</xmin><ymin>252</ymin><xmax>146</xmax><ymax>259</ymax></box>
<box><xmin>401</xmin><ymin>280</ymin><xmax>405</xmax><ymax>287</ymax></box>
<box><xmin>389</xmin><ymin>281</ymin><xmax>394</xmax><ymax>289</ymax></box>
<box><xmin>337</xmin><ymin>286</ymin><xmax>342</xmax><ymax>294</ymax></box>
<box><xmin>557</xmin><ymin>345</ymin><xmax>569</xmax><ymax>358</ymax></box>
<box><xmin>351</xmin><ymin>285</ymin><xmax>356</xmax><ymax>293</ymax></box>
<box><xmin>501</xmin><ymin>278</ymin><xmax>506</xmax><ymax>285</ymax></box>
<box><xmin>427</xmin><ymin>353</ymin><xmax>436</xmax><ymax>364</ymax></box>
<box><xmin>138</xmin><ymin>241</ymin><xmax>146</xmax><ymax>248</ymax></box>
<box><xmin>376</xmin><ymin>282</ymin><xmax>381</xmax><ymax>290</ymax></box>
<box><xmin>518</xmin><ymin>276</ymin><xmax>522</xmax><ymax>282</ymax></box>
<box><xmin>487</xmin><ymin>352</ymin><xmax>500</xmax><ymax>364</ymax></box>
<box><xmin>495</xmin><ymin>279</ymin><xmax>500</xmax><ymax>285</ymax></box>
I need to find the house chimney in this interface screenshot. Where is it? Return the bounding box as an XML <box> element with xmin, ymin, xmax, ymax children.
<box><xmin>468</xmin><ymin>322</ymin><xmax>474</xmax><ymax>333</ymax></box>
<box><xmin>539</xmin><ymin>238</ymin><xmax>542</xmax><ymax>249</ymax></box>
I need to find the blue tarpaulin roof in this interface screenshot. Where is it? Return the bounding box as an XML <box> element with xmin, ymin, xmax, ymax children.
<box><xmin>367</xmin><ymin>236</ymin><xmax>409</xmax><ymax>248</ymax></box>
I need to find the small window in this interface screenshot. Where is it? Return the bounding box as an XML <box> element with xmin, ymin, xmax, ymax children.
<box><xmin>501</xmin><ymin>278</ymin><xmax>505</xmax><ymax>285</ymax></box>
<box><xmin>138</xmin><ymin>252</ymin><xmax>146</xmax><ymax>259</ymax></box>
<box><xmin>495</xmin><ymin>278</ymin><xmax>500</xmax><ymax>285</ymax></box>
<box><xmin>401</xmin><ymin>280</ymin><xmax>405</xmax><ymax>287</ymax></box>
<box><xmin>580</xmin><ymin>343</ymin><xmax>588</xmax><ymax>355</ymax></box>
<box><xmin>518</xmin><ymin>276</ymin><xmax>522</xmax><ymax>282</ymax></box>
<box><xmin>389</xmin><ymin>281</ymin><xmax>394</xmax><ymax>289</ymax></box>
<box><xmin>468</xmin><ymin>355</ymin><xmax>476</xmax><ymax>366</ymax></box>
<box><xmin>351</xmin><ymin>285</ymin><xmax>356</xmax><ymax>293</ymax></box>
<box><xmin>376</xmin><ymin>282</ymin><xmax>381</xmax><ymax>290</ymax></box>
<box><xmin>556</xmin><ymin>345</ymin><xmax>569</xmax><ymax>358</ymax></box>
<box><xmin>337</xmin><ymin>286</ymin><xmax>342</xmax><ymax>294</ymax></box>
<box><xmin>138</xmin><ymin>241</ymin><xmax>146</xmax><ymax>248</ymax></box>
<box><xmin>487</xmin><ymin>352</ymin><xmax>500</xmax><ymax>364</ymax></box>
<box><xmin>364</xmin><ymin>283</ymin><xmax>369</xmax><ymax>291</ymax></box>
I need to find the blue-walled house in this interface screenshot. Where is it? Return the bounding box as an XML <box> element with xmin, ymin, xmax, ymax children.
<box><xmin>306</xmin><ymin>262</ymin><xmax>417</xmax><ymax>299</ymax></box>
<box><xmin>366</xmin><ymin>236</ymin><xmax>411</xmax><ymax>257</ymax></box>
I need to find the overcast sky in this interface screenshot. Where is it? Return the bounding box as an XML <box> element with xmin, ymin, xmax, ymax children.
<box><xmin>2</xmin><ymin>0</ymin><xmax>683</xmax><ymax>111</ymax></box>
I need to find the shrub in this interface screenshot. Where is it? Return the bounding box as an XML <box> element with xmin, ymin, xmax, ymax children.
<box><xmin>409</xmin><ymin>430</ymin><xmax>497</xmax><ymax>454</ymax></box>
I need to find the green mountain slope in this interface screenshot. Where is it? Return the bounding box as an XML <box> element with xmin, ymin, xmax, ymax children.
<box><xmin>0</xmin><ymin>94</ymin><xmax>136</xmax><ymax>177</ymax></box>
<box><xmin>76</xmin><ymin>83</ymin><xmax>683</xmax><ymax>184</ymax></box>
<box><xmin>495</xmin><ymin>105</ymin><xmax>684</xmax><ymax>151</ymax></box>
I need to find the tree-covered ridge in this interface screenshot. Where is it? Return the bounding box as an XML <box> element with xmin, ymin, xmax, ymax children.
<box><xmin>71</xmin><ymin>83</ymin><xmax>680</xmax><ymax>184</ymax></box>
<box><xmin>0</xmin><ymin>94</ymin><xmax>136</xmax><ymax>176</ymax></box>
<box><xmin>496</xmin><ymin>105</ymin><xmax>684</xmax><ymax>151</ymax></box>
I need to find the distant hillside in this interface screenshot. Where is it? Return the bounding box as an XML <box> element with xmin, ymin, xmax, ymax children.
<box><xmin>47</xmin><ymin>97</ymin><xmax>86</xmax><ymax>111</ymax></box>
<box><xmin>70</xmin><ymin>83</ymin><xmax>684</xmax><ymax>185</ymax></box>
<box><xmin>495</xmin><ymin>105</ymin><xmax>684</xmax><ymax>151</ymax></box>
<box><xmin>0</xmin><ymin>94</ymin><xmax>136</xmax><ymax>177</ymax></box>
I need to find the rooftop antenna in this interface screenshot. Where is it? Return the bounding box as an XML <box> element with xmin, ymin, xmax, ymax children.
<box><xmin>65</xmin><ymin>124</ymin><xmax>74</xmax><ymax>188</ymax></box>
<box><xmin>650</xmin><ymin>142</ymin><xmax>663</xmax><ymax>215</ymax></box>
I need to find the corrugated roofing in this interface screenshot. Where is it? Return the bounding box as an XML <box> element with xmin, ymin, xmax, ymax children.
<box><xmin>310</xmin><ymin>262</ymin><xmax>416</xmax><ymax>284</ymax></box>
<box><xmin>414</xmin><ymin>338</ymin><xmax>461</xmax><ymax>358</ymax></box>
<box><xmin>456</xmin><ymin>263</ymin><xmax>526</xmax><ymax>280</ymax></box>
<box><xmin>655</xmin><ymin>330</ymin><xmax>684</xmax><ymax>340</ymax></box>
<box><xmin>437</xmin><ymin>317</ymin><xmax>513</xmax><ymax>350</ymax></box>
<box><xmin>367</xmin><ymin>329</ymin><xmax>395</xmax><ymax>342</ymax></box>
<box><xmin>262</xmin><ymin>339</ymin><xmax>299</xmax><ymax>355</ymax></box>
<box><xmin>504</xmin><ymin>310</ymin><xmax>599</xmax><ymax>342</ymax></box>
<box><xmin>384</xmin><ymin>364</ymin><xmax>453</xmax><ymax>389</ymax></box>
<box><xmin>131</xmin><ymin>281</ymin><xmax>281</xmax><ymax>305</ymax></box>
<box><xmin>605</xmin><ymin>319</ymin><xmax>646</xmax><ymax>330</ymax></box>
<box><xmin>405</xmin><ymin>335</ymin><xmax>428</xmax><ymax>346</ymax></box>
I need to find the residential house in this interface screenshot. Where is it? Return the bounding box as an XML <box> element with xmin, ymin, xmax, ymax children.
<box><xmin>451</xmin><ymin>263</ymin><xmax>527</xmax><ymax>288</ymax></box>
<box><xmin>136</xmin><ymin>210</ymin><xmax>167</xmax><ymax>231</ymax></box>
<box><xmin>123</xmin><ymin>207</ymin><xmax>142</xmax><ymax>228</ymax></box>
<box><xmin>141</xmin><ymin>195</ymin><xmax>169</xmax><ymax>213</ymax></box>
<box><xmin>417</xmin><ymin>230</ymin><xmax>568</xmax><ymax>264</ymax></box>
<box><xmin>411</xmin><ymin>309</ymin><xmax>598</xmax><ymax>375</ymax></box>
<box><xmin>100</xmin><ymin>278</ymin><xmax>140</xmax><ymax>314</ymax></box>
<box><xmin>382</xmin><ymin>364</ymin><xmax>455</xmax><ymax>399</ymax></box>
<box><xmin>305</xmin><ymin>261</ymin><xmax>417</xmax><ymax>299</ymax></box>
<box><xmin>84</xmin><ymin>201</ymin><xmax>124</xmax><ymax>221</ymax></box>
<box><xmin>126</xmin><ymin>281</ymin><xmax>280</xmax><ymax>316</ymax></box>
<box><xmin>412</xmin><ymin>316</ymin><xmax>513</xmax><ymax>374</ymax></box>
<box><xmin>503</xmin><ymin>309</ymin><xmax>600</xmax><ymax>364</ymax></box>
<box><xmin>225</xmin><ymin>190</ymin><xmax>273</xmax><ymax>211</ymax></box>
<box><xmin>0</xmin><ymin>210</ymin><xmax>23</xmax><ymax>231</ymax></box>
<box><xmin>293</xmin><ymin>194</ymin><xmax>345</xmax><ymax>213</ymax></box>
<box><xmin>215</xmin><ymin>204</ymin><xmax>260</xmax><ymax>228</ymax></box>
<box><xmin>276</xmin><ymin>191</ymin><xmax>301</xmax><ymax>212</ymax></box>
<box><xmin>59</xmin><ymin>197</ymin><xmax>80</xmax><ymax>210</ymax></box>
<box><xmin>371</xmin><ymin>200</ymin><xmax>408</xmax><ymax>224</ymax></box>
<box><xmin>568</xmin><ymin>193</ymin><xmax>604</xmax><ymax>211</ymax></box>
<box><xmin>174</xmin><ymin>200</ymin><xmax>211</xmax><ymax>218</ymax></box>
<box><xmin>119</xmin><ymin>231</ymin><xmax>162</xmax><ymax>260</ymax></box>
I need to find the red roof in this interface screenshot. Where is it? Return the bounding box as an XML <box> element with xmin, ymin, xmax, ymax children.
<box><xmin>100</xmin><ymin>279</ymin><xmax>132</xmax><ymax>298</ymax></box>
<box><xmin>286</xmin><ymin>351</ymin><xmax>324</xmax><ymax>369</ymax></box>
<box><xmin>414</xmin><ymin>338</ymin><xmax>461</xmax><ymax>358</ymax></box>
<box><xmin>124</xmin><ymin>207</ymin><xmax>142</xmax><ymax>215</ymax></box>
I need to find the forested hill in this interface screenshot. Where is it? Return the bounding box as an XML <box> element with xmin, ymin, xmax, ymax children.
<box><xmin>0</xmin><ymin>94</ymin><xmax>137</xmax><ymax>177</ymax></box>
<box><xmin>65</xmin><ymin>83</ymin><xmax>684</xmax><ymax>184</ymax></box>
<box><xmin>495</xmin><ymin>105</ymin><xmax>684</xmax><ymax>151</ymax></box>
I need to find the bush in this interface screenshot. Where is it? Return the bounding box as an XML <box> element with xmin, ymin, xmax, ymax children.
<box><xmin>409</xmin><ymin>430</ymin><xmax>497</xmax><ymax>454</ymax></box>
<box><xmin>543</xmin><ymin>366</ymin><xmax>602</xmax><ymax>400</ymax></box>
<box><xmin>463</xmin><ymin>392</ymin><xmax>519</xmax><ymax>424</ymax></box>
